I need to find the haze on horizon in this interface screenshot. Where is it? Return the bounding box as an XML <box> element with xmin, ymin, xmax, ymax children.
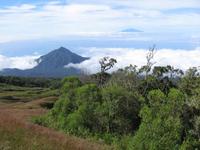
<box><xmin>0</xmin><ymin>0</ymin><xmax>200</xmax><ymax>72</ymax></box>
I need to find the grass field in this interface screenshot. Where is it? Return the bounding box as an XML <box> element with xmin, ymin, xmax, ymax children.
<box><xmin>0</xmin><ymin>83</ymin><xmax>59</xmax><ymax>103</ymax></box>
<box><xmin>0</xmin><ymin>84</ymin><xmax>110</xmax><ymax>150</ymax></box>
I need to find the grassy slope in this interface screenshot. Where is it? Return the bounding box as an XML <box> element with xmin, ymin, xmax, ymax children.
<box><xmin>0</xmin><ymin>84</ymin><xmax>110</xmax><ymax>150</ymax></box>
<box><xmin>0</xmin><ymin>83</ymin><xmax>59</xmax><ymax>103</ymax></box>
<box><xmin>0</xmin><ymin>109</ymin><xmax>109</xmax><ymax>150</ymax></box>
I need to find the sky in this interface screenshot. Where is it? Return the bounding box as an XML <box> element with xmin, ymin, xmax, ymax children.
<box><xmin>0</xmin><ymin>0</ymin><xmax>200</xmax><ymax>71</ymax></box>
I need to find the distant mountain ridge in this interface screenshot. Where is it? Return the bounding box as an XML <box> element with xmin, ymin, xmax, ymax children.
<box><xmin>0</xmin><ymin>47</ymin><xmax>89</xmax><ymax>77</ymax></box>
<box><xmin>121</xmin><ymin>28</ymin><xmax>143</xmax><ymax>33</ymax></box>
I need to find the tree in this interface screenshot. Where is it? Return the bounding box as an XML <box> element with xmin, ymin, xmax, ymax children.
<box><xmin>139</xmin><ymin>45</ymin><xmax>157</xmax><ymax>79</ymax></box>
<box><xmin>185</xmin><ymin>67</ymin><xmax>200</xmax><ymax>78</ymax></box>
<box><xmin>179</xmin><ymin>67</ymin><xmax>200</xmax><ymax>96</ymax></box>
<box><xmin>129</xmin><ymin>89</ymin><xmax>185</xmax><ymax>150</ymax></box>
<box><xmin>166</xmin><ymin>65</ymin><xmax>184</xmax><ymax>78</ymax></box>
<box><xmin>97</xmin><ymin>84</ymin><xmax>141</xmax><ymax>134</ymax></box>
<box><xmin>139</xmin><ymin>45</ymin><xmax>157</xmax><ymax>96</ymax></box>
<box><xmin>61</xmin><ymin>76</ymin><xmax>82</xmax><ymax>94</ymax></box>
<box><xmin>108</xmin><ymin>65</ymin><xmax>140</xmax><ymax>91</ymax></box>
<box><xmin>66</xmin><ymin>84</ymin><xmax>101</xmax><ymax>135</ymax></box>
<box><xmin>180</xmin><ymin>86</ymin><xmax>200</xmax><ymax>149</ymax></box>
<box><xmin>98</xmin><ymin>57</ymin><xmax>117</xmax><ymax>85</ymax></box>
<box><xmin>99</xmin><ymin>57</ymin><xmax>117</xmax><ymax>73</ymax></box>
<box><xmin>153</xmin><ymin>66</ymin><xmax>169</xmax><ymax>78</ymax></box>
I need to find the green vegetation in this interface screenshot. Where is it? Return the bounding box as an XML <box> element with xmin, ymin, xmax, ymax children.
<box><xmin>0</xmin><ymin>76</ymin><xmax>61</xmax><ymax>88</ymax></box>
<box><xmin>0</xmin><ymin>76</ymin><xmax>61</xmax><ymax>104</ymax></box>
<box><xmin>1</xmin><ymin>52</ymin><xmax>200</xmax><ymax>149</ymax></box>
<box><xmin>0</xmin><ymin>83</ymin><xmax>59</xmax><ymax>103</ymax></box>
<box><xmin>33</xmin><ymin>55</ymin><xmax>200</xmax><ymax>149</ymax></box>
<box><xmin>0</xmin><ymin>76</ymin><xmax>107</xmax><ymax>150</ymax></box>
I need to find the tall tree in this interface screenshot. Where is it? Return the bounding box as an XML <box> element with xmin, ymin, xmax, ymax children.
<box><xmin>139</xmin><ymin>45</ymin><xmax>157</xmax><ymax>79</ymax></box>
<box><xmin>99</xmin><ymin>57</ymin><xmax>117</xmax><ymax>85</ymax></box>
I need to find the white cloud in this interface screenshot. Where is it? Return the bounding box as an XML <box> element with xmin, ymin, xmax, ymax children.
<box><xmin>66</xmin><ymin>47</ymin><xmax>200</xmax><ymax>74</ymax></box>
<box><xmin>1</xmin><ymin>47</ymin><xmax>200</xmax><ymax>73</ymax></box>
<box><xmin>0</xmin><ymin>1</ymin><xmax>200</xmax><ymax>43</ymax></box>
<box><xmin>0</xmin><ymin>55</ymin><xmax>39</xmax><ymax>70</ymax></box>
<box><xmin>102</xmin><ymin>0</ymin><xmax>200</xmax><ymax>10</ymax></box>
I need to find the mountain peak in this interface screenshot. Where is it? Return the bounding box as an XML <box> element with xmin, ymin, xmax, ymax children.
<box><xmin>59</xmin><ymin>46</ymin><xmax>66</xmax><ymax>49</ymax></box>
<box><xmin>43</xmin><ymin>47</ymin><xmax>80</xmax><ymax>59</ymax></box>
<box><xmin>121</xmin><ymin>28</ymin><xmax>143</xmax><ymax>33</ymax></box>
<box><xmin>52</xmin><ymin>47</ymin><xmax>72</xmax><ymax>53</ymax></box>
<box><xmin>32</xmin><ymin>47</ymin><xmax>89</xmax><ymax>76</ymax></box>
<box><xmin>57</xmin><ymin>46</ymin><xmax>69</xmax><ymax>51</ymax></box>
<box><xmin>0</xmin><ymin>47</ymin><xmax>89</xmax><ymax>77</ymax></box>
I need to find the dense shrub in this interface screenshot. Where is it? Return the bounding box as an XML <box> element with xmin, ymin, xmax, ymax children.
<box><xmin>33</xmin><ymin>65</ymin><xmax>200</xmax><ymax>149</ymax></box>
<box><xmin>129</xmin><ymin>89</ymin><xmax>185</xmax><ymax>150</ymax></box>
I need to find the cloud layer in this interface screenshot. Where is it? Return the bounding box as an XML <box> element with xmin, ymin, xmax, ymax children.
<box><xmin>0</xmin><ymin>0</ymin><xmax>200</xmax><ymax>44</ymax></box>
<box><xmin>1</xmin><ymin>47</ymin><xmax>200</xmax><ymax>73</ymax></box>
<box><xmin>66</xmin><ymin>47</ymin><xmax>200</xmax><ymax>73</ymax></box>
<box><xmin>0</xmin><ymin>55</ymin><xmax>39</xmax><ymax>70</ymax></box>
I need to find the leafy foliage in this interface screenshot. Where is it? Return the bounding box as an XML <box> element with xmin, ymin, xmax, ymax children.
<box><xmin>33</xmin><ymin>60</ymin><xmax>200</xmax><ymax>149</ymax></box>
<box><xmin>129</xmin><ymin>89</ymin><xmax>185</xmax><ymax>150</ymax></box>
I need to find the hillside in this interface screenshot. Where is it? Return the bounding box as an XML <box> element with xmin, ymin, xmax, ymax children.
<box><xmin>0</xmin><ymin>83</ymin><xmax>109</xmax><ymax>150</ymax></box>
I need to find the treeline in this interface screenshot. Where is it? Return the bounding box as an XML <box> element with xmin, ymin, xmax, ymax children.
<box><xmin>33</xmin><ymin>49</ymin><xmax>200</xmax><ymax>149</ymax></box>
<box><xmin>0</xmin><ymin>76</ymin><xmax>61</xmax><ymax>88</ymax></box>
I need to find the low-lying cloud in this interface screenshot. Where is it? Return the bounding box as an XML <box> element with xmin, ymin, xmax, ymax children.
<box><xmin>1</xmin><ymin>48</ymin><xmax>200</xmax><ymax>73</ymax></box>
<box><xmin>0</xmin><ymin>55</ymin><xmax>39</xmax><ymax>70</ymax></box>
<box><xmin>66</xmin><ymin>47</ymin><xmax>200</xmax><ymax>74</ymax></box>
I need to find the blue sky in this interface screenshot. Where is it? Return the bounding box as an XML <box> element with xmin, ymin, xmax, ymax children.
<box><xmin>0</xmin><ymin>0</ymin><xmax>200</xmax><ymax>71</ymax></box>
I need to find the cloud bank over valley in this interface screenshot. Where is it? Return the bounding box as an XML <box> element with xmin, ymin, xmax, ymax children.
<box><xmin>66</xmin><ymin>47</ymin><xmax>200</xmax><ymax>73</ymax></box>
<box><xmin>0</xmin><ymin>55</ymin><xmax>39</xmax><ymax>70</ymax></box>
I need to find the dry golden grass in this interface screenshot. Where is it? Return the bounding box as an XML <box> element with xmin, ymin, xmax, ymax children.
<box><xmin>0</xmin><ymin>98</ymin><xmax>111</xmax><ymax>150</ymax></box>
